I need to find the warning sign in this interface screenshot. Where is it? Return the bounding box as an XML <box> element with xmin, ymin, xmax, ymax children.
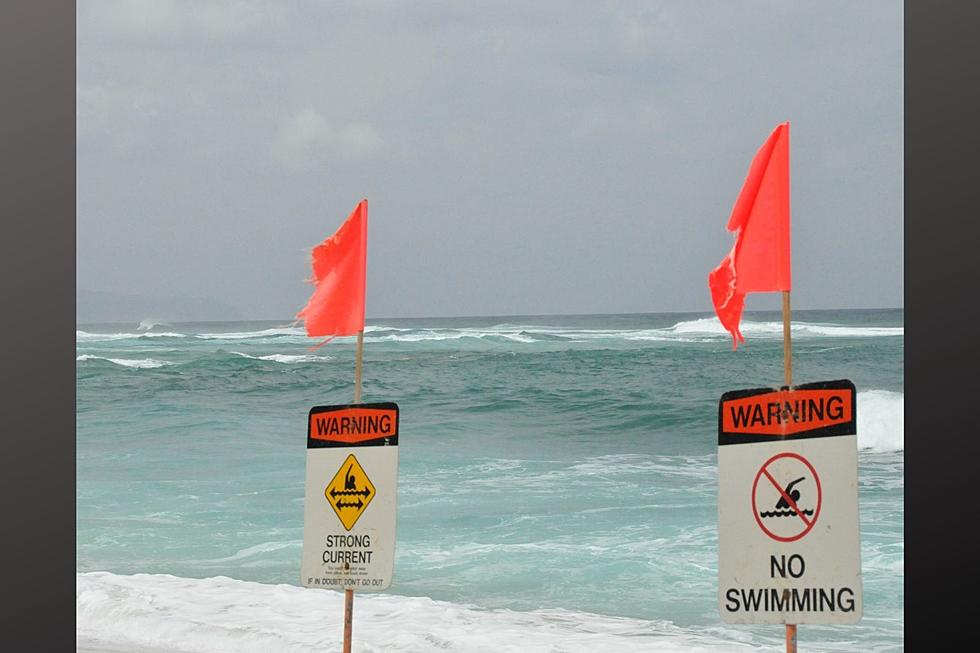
<box><xmin>717</xmin><ymin>380</ymin><xmax>862</xmax><ymax>625</ymax></box>
<box><xmin>301</xmin><ymin>403</ymin><xmax>399</xmax><ymax>592</ymax></box>
<box><xmin>325</xmin><ymin>454</ymin><xmax>376</xmax><ymax>531</ymax></box>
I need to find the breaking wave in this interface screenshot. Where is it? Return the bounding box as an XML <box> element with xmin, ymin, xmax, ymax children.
<box><xmin>137</xmin><ymin>318</ymin><xmax>171</xmax><ymax>331</ymax></box>
<box><xmin>76</xmin><ymin>355</ymin><xmax>173</xmax><ymax>369</ymax></box>
<box><xmin>76</xmin><ymin>330</ymin><xmax>188</xmax><ymax>342</ymax></box>
<box><xmin>668</xmin><ymin>318</ymin><xmax>903</xmax><ymax>339</ymax></box>
<box><xmin>197</xmin><ymin>327</ymin><xmax>306</xmax><ymax>340</ymax></box>
<box><xmin>76</xmin><ymin>317</ymin><xmax>902</xmax><ymax>347</ymax></box>
<box><xmin>857</xmin><ymin>390</ymin><xmax>904</xmax><ymax>452</ymax></box>
<box><xmin>231</xmin><ymin>352</ymin><xmax>333</xmax><ymax>364</ymax></box>
<box><xmin>77</xmin><ymin>572</ymin><xmax>767</xmax><ymax>653</ymax></box>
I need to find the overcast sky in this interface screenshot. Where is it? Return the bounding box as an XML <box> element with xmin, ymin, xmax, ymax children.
<box><xmin>77</xmin><ymin>1</ymin><xmax>902</xmax><ymax>320</ymax></box>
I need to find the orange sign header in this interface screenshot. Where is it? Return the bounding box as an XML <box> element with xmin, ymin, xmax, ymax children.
<box><xmin>308</xmin><ymin>403</ymin><xmax>399</xmax><ymax>448</ymax></box>
<box><xmin>718</xmin><ymin>380</ymin><xmax>856</xmax><ymax>445</ymax></box>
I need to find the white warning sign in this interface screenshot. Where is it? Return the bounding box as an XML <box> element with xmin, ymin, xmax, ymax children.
<box><xmin>301</xmin><ymin>403</ymin><xmax>399</xmax><ymax>592</ymax></box>
<box><xmin>717</xmin><ymin>380</ymin><xmax>862</xmax><ymax>625</ymax></box>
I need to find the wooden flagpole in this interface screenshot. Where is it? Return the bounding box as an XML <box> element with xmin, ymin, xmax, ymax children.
<box><xmin>353</xmin><ymin>329</ymin><xmax>365</xmax><ymax>403</ymax></box>
<box><xmin>343</xmin><ymin>329</ymin><xmax>365</xmax><ymax>653</ymax></box>
<box><xmin>782</xmin><ymin>290</ymin><xmax>797</xmax><ymax>653</ymax></box>
<box><xmin>342</xmin><ymin>586</ymin><xmax>354</xmax><ymax>653</ymax></box>
<box><xmin>782</xmin><ymin>291</ymin><xmax>793</xmax><ymax>390</ymax></box>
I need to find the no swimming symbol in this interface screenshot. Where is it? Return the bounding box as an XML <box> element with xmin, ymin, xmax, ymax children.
<box><xmin>751</xmin><ymin>452</ymin><xmax>823</xmax><ymax>542</ymax></box>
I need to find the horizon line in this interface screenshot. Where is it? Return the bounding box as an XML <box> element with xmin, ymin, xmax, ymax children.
<box><xmin>76</xmin><ymin>306</ymin><xmax>904</xmax><ymax>328</ymax></box>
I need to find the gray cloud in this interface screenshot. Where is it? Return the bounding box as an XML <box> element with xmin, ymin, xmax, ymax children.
<box><xmin>273</xmin><ymin>108</ymin><xmax>385</xmax><ymax>170</ymax></box>
<box><xmin>77</xmin><ymin>1</ymin><xmax>902</xmax><ymax>320</ymax></box>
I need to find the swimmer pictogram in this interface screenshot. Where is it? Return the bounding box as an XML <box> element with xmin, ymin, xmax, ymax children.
<box><xmin>325</xmin><ymin>454</ymin><xmax>376</xmax><ymax>530</ymax></box>
<box><xmin>751</xmin><ymin>452</ymin><xmax>822</xmax><ymax>542</ymax></box>
<box><xmin>758</xmin><ymin>477</ymin><xmax>815</xmax><ymax>518</ymax></box>
<box><xmin>328</xmin><ymin>464</ymin><xmax>372</xmax><ymax>509</ymax></box>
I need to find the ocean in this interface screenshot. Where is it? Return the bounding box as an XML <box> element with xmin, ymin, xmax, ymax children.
<box><xmin>76</xmin><ymin>309</ymin><xmax>904</xmax><ymax>652</ymax></box>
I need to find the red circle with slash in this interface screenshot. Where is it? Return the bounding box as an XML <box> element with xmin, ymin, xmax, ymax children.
<box><xmin>751</xmin><ymin>452</ymin><xmax>822</xmax><ymax>542</ymax></box>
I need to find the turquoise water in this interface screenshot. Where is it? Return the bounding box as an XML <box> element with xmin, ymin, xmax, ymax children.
<box><xmin>76</xmin><ymin>310</ymin><xmax>903</xmax><ymax>651</ymax></box>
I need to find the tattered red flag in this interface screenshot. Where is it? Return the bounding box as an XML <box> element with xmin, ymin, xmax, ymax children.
<box><xmin>296</xmin><ymin>199</ymin><xmax>367</xmax><ymax>345</ymax></box>
<box><xmin>709</xmin><ymin>123</ymin><xmax>791</xmax><ymax>349</ymax></box>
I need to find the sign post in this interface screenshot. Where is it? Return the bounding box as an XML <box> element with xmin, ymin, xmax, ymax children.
<box><xmin>717</xmin><ymin>380</ymin><xmax>862</xmax><ymax>633</ymax></box>
<box><xmin>347</xmin><ymin>329</ymin><xmax>364</xmax><ymax>653</ymax></box>
<box><xmin>782</xmin><ymin>290</ymin><xmax>795</xmax><ymax>652</ymax></box>
<box><xmin>295</xmin><ymin>199</ymin><xmax>375</xmax><ymax>652</ymax></box>
<box><xmin>301</xmin><ymin>333</ymin><xmax>399</xmax><ymax>652</ymax></box>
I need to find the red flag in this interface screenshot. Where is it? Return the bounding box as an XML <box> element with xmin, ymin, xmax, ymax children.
<box><xmin>709</xmin><ymin>123</ymin><xmax>791</xmax><ymax>349</ymax></box>
<box><xmin>296</xmin><ymin>199</ymin><xmax>367</xmax><ymax>342</ymax></box>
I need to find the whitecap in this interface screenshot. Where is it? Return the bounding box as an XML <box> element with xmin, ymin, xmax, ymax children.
<box><xmin>857</xmin><ymin>390</ymin><xmax>904</xmax><ymax>452</ymax></box>
<box><xmin>197</xmin><ymin>327</ymin><xmax>307</xmax><ymax>340</ymax></box>
<box><xmin>137</xmin><ymin>318</ymin><xmax>171</xmax><ymax>331</ymax></box>
<box><xmin>668</xmin><ymin>318</ymin><xmax>903</xmax><ymax>338</ymax></box>
<box><xmin>231</xmin><ymin>352</ymin><xmax>332</xmax><ymax>364</ymax></box>
<box><xmin>76</xmin><ymin>355</ymin><xmax>173</xmax><ymax>369</ymax></box>
<box><xmin>76</xmin><ymin>330</ymin><xmax>187</xmax><ymax>342</ymax></box>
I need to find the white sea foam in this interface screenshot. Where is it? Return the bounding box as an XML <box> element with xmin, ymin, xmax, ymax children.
<box><xmin>363</xmin><ymin>326</ymin><xmax>683</xmax><ymax>344</ymax></box>
<box><xmin>198</xmin><ymin>325</ymin><xmax>401</xmax><ymax>341</ymax></box>
<box><xmin>78</xmin><ymin>319</ymin><xmax>902</xmax><ymax>347</ymax></box>
<box><xmin>668</xmin><ymin>318</ymin><xmax>904</xmax><ymax>339</ymax></box>
<box><xmin>76</xmin><ymin>355</ymin><xmax>173</xmax><ymax>369</ymax></box>
<box><xmin>360</xmin><ymin>319</ymin><xmax>903</xmax><ymax>344</ymax></box>
<box><xmin>231</xmin><ymin>352</ymin><xmax>333</xmax><ymax>364</ymax></box>
<box><xmin>137</xmin><ymin>318</ymin><xmax>171</xmax><ymax>331</ymax></box>
<box><xmin>77</xmin><ymin>572</ymin><xmax>768</xmax><ymax>653</ymax></box>
<box><xmin>364</xmin><ymin>325</ymin><xmax>411</xmax><ymax>333</ymax></box>
<box><xmin>857</xmin><ymin>390</ymin><xmax>904</xmax><ymax>452</ymax></box>
<box><xmin>369</xmin><ymin>328</ymin><xmax>537</xmax><ymax>343</ymax></box>
<box><xmin>76</xmin><ymin>330</ymin><xmax>188</xmax><ymax>342</ymax></box>
<box><xmin>198</xmin><ymin>327</ymin><xmax>307</xmax><ymax>340</ymax></box>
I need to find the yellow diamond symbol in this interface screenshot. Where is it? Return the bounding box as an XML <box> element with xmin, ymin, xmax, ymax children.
<box><xmin>325</xmin><ymin>454</ymin><xmax>376</xmax><ymax>531</ymax></box>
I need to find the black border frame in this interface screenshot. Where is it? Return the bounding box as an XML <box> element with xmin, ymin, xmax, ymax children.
<box><xmin>905</xmin><ymin>3</ymin><xmax>980</xmax><ymax>643</ymax></box>
<box><xmin>6</xmin><ymin>3</ymin><xmax>978</xmax><ymax>649</ymax></box>
<box><xmin>0</xmin><ymin>1</ymin><xmax>76</xmax><ymax>650</ymax></box>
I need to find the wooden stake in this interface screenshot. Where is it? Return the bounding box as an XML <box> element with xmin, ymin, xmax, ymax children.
<box><xmin>343</xmin><ymin>587</ymin><xmax>354</xmax><ymax>653</ymax></box>
<box><xmin>344</xmin><ymin>328</ymin><xmax>365</xmax><ymax>653</ymax></box>
<box><xmin>782</xmin><ymin>291</ymin><xmax>792</xmax><ymax>388</ymax></box>
<box><xmin>786</xmin><ymin>623</ymin><xmax>797</xmax><ymax>653</ymax></box>
<box><xmin>782</xmin><ymin>290</ymin><xmax>796</xmax><ymax>653</ymax></box>
<box><xmin>353</xmin><ymin>330</ymin><xmax>365</xmax><ymax>402</ymax></box>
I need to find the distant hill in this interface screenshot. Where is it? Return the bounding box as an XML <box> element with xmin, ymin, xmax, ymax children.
<box><xmin>77</xmin><ymin>288</ymin><xmax>245</xmax><ymax>324</ymax></box>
